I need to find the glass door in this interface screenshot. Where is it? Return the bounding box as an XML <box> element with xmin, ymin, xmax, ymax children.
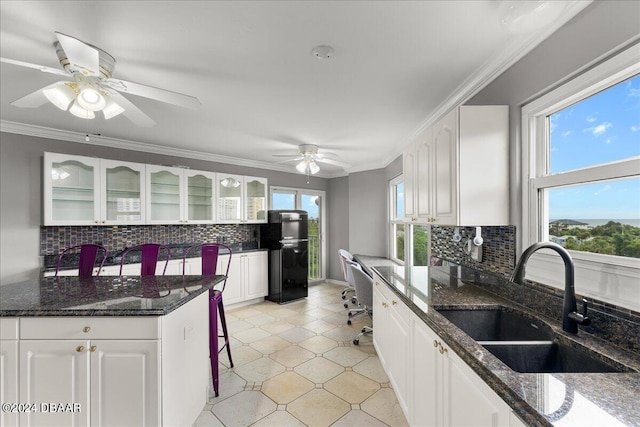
<box><xmin>101</xmin><ymin>160</ymin><xmax>145</xmax><ymax>225</ymax></box>
<box><xmin>244</xmin><ymin>177</ymin><xmax>267</xmax><ymax>223</ymax></box>
<box><xmin>44</xmin><ymin>153</ymin><xmax>100</xmax><ymax>225</ymax></box>
<box><xmin>271</xmin><ymin>187</ymin><xmax>326</xmax><ymax>282</ymax></box>
<box><xmin>146</xmin><ymin>165</ymin><xmax>183</xmax><ymax>224</ymax></box>
<box><xmin>217</xmin><ymin>174</ymin><xmax>243</xmax><ymax>223</ymax></box>
<box><xmin>185</xmin><ymin>170</ymin><xmax>216</xmax><ymax>223</ymax></box>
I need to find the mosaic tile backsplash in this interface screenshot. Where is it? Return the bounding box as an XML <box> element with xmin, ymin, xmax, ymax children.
<box><xmin>430</xmin><ymin>225</ymin><xmax>516</xmax><ymax>277</ymax></box>
<box><xmin>41</xmin><ymin>224</ymin><xmax>260</xmax><ymax>256</ymax></box>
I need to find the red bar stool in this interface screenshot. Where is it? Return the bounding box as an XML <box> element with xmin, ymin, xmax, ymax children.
<box><xmin>55</xmin><ymin>244</ymin><xmax>108</xmax><ymax>277</ymax></box>
<box><xmin>183</xmin><ymin>243</ymin><xmax>233</xmax><ymax>397</ymax></box>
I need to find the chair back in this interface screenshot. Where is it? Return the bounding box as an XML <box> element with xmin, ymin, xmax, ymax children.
<box><xmin>182</xmin><ymin>243</ymin><xmax>233</xmax><ymax>291</ymax></box>
<box><xmin>338</xmin><ymin>249</ymin><xmax>354</xmax><ymax>282</ymax></box>
<box><xmin>349</xmin><ymin>262</ymin><xmax>373</xmax><ymax>307</ymax></box>
<box><xmin>119</xmin><ymin>243</ymin><xmax>171</xmax><ymax>276</ymax></box>
<box><xmin>55</xmin><ymin>244</ymin><xmax>108</xmax><ymax>277</ymax></box>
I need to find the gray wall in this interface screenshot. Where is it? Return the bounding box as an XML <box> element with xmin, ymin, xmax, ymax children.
<box><xmin>327</xmin><ymin>176</ymin><xmax>349</xmax><ymax>281</ymax></box>
<box><xmin>0</xmin><ymin>132</ymin><xmax>330</xmax><ymax>283</ymax></box>
<box><xmin>466</xmin><ymin>0</ymin><xmax>640</xmax><ymax>253</ymax></box>
<box><xmin>348</xmin><ymin>169</ymin><xmax>388</xmax><ymax>257</ymax></box>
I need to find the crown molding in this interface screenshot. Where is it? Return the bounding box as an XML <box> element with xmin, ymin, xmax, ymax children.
<box><xmin>382</xmin><ymin>0</ymin><xmax>593</xmax><ymax>169</ymax></box>
<box><xmin>0</xmin><ymin>120</ymin><xmax>348</xmax><ymax>178</ymax></box>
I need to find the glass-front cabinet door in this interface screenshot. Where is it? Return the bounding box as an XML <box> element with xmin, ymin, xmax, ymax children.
<box><xmin>216</xmin><ymin>174</ymin><xmax>244</xmax><ymax>223</ymax></box>
<box><xmin>146</xmin><ymin>165</ymin><xmax>184</xmax><ymax>224</ymax></box>
<box><xmin>185</xmin><ymin>170</ymin><xmax>216</xmax><ymax>223</ymax></box>
<box><xmin>244</xmin><ymin>176</ymin><xmax>267</xmax><ymax>223</ymax></box>
<box><xmin>100</xmin><ymin>160</ymin><xmax>146</xmax><ymax>225</ymax></box>
<box><xmin>44</xmin><ymin>153</ymin><xmax>101</xmax><ymax>225</ymax></box>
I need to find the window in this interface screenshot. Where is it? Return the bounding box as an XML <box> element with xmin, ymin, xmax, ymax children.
<box><xmin>389</xmin><ymin>176</ymin><xmax>405</xmax><ymax>263</ymax></box>
<box><xmin>522</xmin><ymin>43</ymin><xmax>640</xmax><ymax>311</ymax></box>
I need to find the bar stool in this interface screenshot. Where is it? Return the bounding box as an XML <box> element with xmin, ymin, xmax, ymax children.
<box><xmin>55</xmin><ymin>244</ymin><xmax>108</xmax><ymax>277</ymax></box>
<box><xmin>183</xmin><ymin>243</ymin><xmax>233</xmax><ymax>397</ymax></box>
<box><xmin>118</xmin><ymin>243</ymin><xmax>171</xmax><ymax>276</ymax></box>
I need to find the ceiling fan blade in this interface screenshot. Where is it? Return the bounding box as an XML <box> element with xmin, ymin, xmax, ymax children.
<box><xmin>10</xmin><ymin>82</ymin><xmax>62</xmax><ymax>108</ymax></box>
<box><xmin>106</xmin><ymin>90</ymin><xmax>156</xmax><ymax>127</ymax></box>
<box><xmin>0</xmin><ymin>57</ymin><xmax>68</xmax><ymax>76</ymax></box>
<box><xmin>272</xmin><ymin>154</ymin><xmax>303</xmax><ymax>158</ymax></box>
<box><xmin>55</xmin><ymin>31</ymin><xmax>99</xmax><ymax>76</ymax></box>
<box><xmin>315</xmin><ymin>152</ymin><xmax>338</xmax><ymax>159</ymax></box>
<box><xmin>315</xmin><ymin>157</ymin><xmax>352</xmax><ymax>169</ymax></box>
<box><xmin>104</xmin><ymin>78</ymin><xmax>201</xmax><ymax>110</ymax></box>
<box><xmin>275</xmin><ymin>157</ymin><xmax>304</xmax><ymax>164</ymax></box>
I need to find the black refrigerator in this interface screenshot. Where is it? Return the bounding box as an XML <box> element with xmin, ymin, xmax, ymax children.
<box><xmin>260</xmin><ymin>210</ymin><xmax>309</xmax><ymax>303</ymax></box>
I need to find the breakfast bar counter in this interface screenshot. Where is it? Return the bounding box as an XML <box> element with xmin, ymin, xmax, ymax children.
<box><xmin>0</xmin><ymin>274</ymin><xmax>225</xmax><ymax>427</ymax></box>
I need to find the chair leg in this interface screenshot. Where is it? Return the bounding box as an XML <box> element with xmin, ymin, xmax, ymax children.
<box><xmin>217</xmin><ymin>296</ymin><xmax>233</xmax><ymax>368</ymax></box>
<box><xmin>209</xmin><ymin>295</ymin><xmax>219</xmax><ymax>397</ymax></box>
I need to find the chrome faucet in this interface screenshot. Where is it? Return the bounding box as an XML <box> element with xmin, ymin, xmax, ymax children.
<box><xmin>510</xmin><ymin>242</ymin><xmax>590</xmax><ymax>334</ymax></box>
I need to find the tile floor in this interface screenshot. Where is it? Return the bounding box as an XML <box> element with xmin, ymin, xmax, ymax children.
<box><xmin>193</xmin><ymin>282</ymin><xmax>409</xmax><ymax>427</ymax></box>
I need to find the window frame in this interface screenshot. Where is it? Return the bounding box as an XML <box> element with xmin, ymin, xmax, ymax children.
<box><xmin>521</xmin><ymin>43</ymin><xmax>640</xmax><ymax>310</ymax></box>
<box><xmin>389</xmin><ymin>174</ymin><xmax>405</xmax><ymax>265</ymax></box>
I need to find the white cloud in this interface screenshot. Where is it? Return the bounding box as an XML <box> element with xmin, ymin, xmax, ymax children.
<box><xmin>586</xmin><ymin>116</ymin><xmax>597</xmax><ymax>123</ymax></box>
<box><xmin>586</xmin><ymin>122</ymin><xmax>612</xmax><ymax>136</ymax></box>
<box><xmin>605</xmin><ymin>137</ymin><xmax>613</xmax><ymax>144</ymax></box>
<box><xmin>562</xmin><ymin>130</ymin><xmax>572</xmax><ymax>137</ymax></box>
<box><xmin>629</xmin><ymin>88</ymin><xmax>640</xmax><ymax>97</ymax></box>
<box><xmin>632</xmin><ymin>125</ymin><xmax>640</xmax><ymax>132</ymax></box>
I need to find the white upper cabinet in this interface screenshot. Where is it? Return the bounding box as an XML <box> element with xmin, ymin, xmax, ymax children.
<box><xmin>403</xmin><ymin>105</ymin><xmax>509</xmax><ymax>226</ymax></box>
<box><xmin>243</xmin><ymin>176</ymin><xmax>268</xmax><ymax>223</ymax></box>
<box><xmin>146</xmin><ymin>165</ymin><xmax>184</xmax><ymax>224</ymax></box>
<box><xmin>185</xmin><ymin>170</ymin><xmax>216</xmax><ymax>224</ymax></box>
<box><xmin>146</xmin><ymin>166</ymin><xmax>217</xmax><ymax>225</ymax></box>
<box><xmin>44</xmin><ymin>153</ymin><xmax>145</xmax><ymax>226</ymax></box>
<box><xmin>100</xmin><ymin>160</ymin><xmax>146</xmax><ymax>225</ymax></box>
<box><xmin>217</xmin><ymin>174</ymin><xmax>268</xmax><ymax>224</ymax></box>
<box><xmin>44</xmin><ymin>153</ymin><xmax>265</xmax><ymax>225</ymax></box>
<box><xmin>44</xmin><ymin>153</ymin><xmax>101</xmax><ymax>226</ymax></box>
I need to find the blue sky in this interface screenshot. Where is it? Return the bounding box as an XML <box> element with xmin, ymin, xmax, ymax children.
<box><xmin>272</xmin><ymin>193</ymin><xmax>320</xmax><ymax>219</ymax></box>
<box><xmin>549</xmin><ymin>74</ymin><xmax>640</xmax><ymax>220</ymax></box>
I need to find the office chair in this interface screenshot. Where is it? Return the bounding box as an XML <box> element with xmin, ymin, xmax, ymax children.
<box><xmin>348</xmin><ymin>262</ymin><xmax>373</xmax><ymax>345</ymax></box>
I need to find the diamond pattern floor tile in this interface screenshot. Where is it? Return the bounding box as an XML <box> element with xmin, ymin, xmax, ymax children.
<box><xmin>195</xmin><ymin>282</ymin><xmax>408</xmax><ymax>427</ymax></box>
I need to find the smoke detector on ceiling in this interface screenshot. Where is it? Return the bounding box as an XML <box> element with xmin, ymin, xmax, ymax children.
<box><xmin>311</xmin><ymin>45</ymin><xmax>334</xmax><ymax>60</ymax></box>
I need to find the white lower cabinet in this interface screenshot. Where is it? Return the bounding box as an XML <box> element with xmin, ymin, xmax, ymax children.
<box><xmin>1</xmin><ymin>319</ymin><xmax>19</xmax><ymax>427</ymax></box>
<box><xmin>217</xmin><ymin>251</ymin><xmax>268</xmax><ymax>305</ymax></box>
<box><xmin>12</xmin><ymin>291</ymin><xmax>209</xmax><ymax>426</ymax></box>
<box><xmin>372</xmin><ymin>278</ymin><xmax>411</xmax><ymax>417</ymax></box>
<box><xmin>411</xmin><ymin>313</ymin><xmax>511</xmax><ymax>427</ymax></box>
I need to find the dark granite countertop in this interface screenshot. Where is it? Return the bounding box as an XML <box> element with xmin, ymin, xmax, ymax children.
<box><xmin>355</xmin><ymin>255</ymin><xmax>640</xmax><ymax>427</ymax></box>
<box><xmin>0</xmin><ymin>275</ymin><xmax>225</xmax><ymax>317</ymax></box>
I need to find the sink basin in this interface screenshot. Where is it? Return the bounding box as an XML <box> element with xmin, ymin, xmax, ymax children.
<box><xmin>436</xmin><ymin>307</ymin><xmax>554</xmax><ymax>341</ymax></box>
<box><xmin>482</xmin><ymin>341</ymin><xmax>625</xmax><ymax>373</ymax></box>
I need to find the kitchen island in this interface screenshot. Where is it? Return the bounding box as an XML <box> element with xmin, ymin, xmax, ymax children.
<box><xmin>0</xmin><ymin>274</ymin><xmax>225</xmax><ymax>427</ymax></box>
<box><xmin>355</xmin><ymin>255</ymin><xmax>640</xmax><ymax>427</ymax></box>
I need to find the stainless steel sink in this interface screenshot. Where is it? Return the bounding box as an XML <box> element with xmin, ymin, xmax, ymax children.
<box><xmin>436</xmin><ymin>307</ymin><xmax>554</xmax><ymax>341</ymax></box>
<box><xmin>481</xmin><ymin>341</ymin><xmax>625</xmax><ymax>373</ymax></box>
<box><xmin>436</xmin><ymin>306</ymin><xmax>627</xmax><ymax>373</ymax></box>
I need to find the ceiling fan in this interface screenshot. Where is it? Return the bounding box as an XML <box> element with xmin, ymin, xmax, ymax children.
<box><xmin>273</xmin><ymin>144</ymin><xmax>351</xmax><ymax>177</ymax></box>
<box><xmin>0</xmin><ymin>31</ymin><xmax>201</xmax><ymax>127</ymax></box>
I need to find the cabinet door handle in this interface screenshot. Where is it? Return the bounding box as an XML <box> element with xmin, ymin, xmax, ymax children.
<box><xmin>392</xmin><ymin>300</ymin><xmax>397</xmax><ymax>306</ymax></box>
<box><xmin>76</xmin><ymin>346</ymin><xmax>85</xmax><ymax>353</ymax></box>
<box><xmin>83</xmin><ymin>326</ymin><xmax>91</xmax><ymax>333</ymax></box>
<box><xmin>382</xmin><ymin>302</ymin><xmax>388</xmax><ymax>308</ymax></box>
<box><xmin>89</xmin><ymin>345</ymin><xmax>98</xmax><ymax>353</ymax></box>
<box><xmin>433</xmin><ymin>340</ymin><xmax>439</xmax><ymax>348</ymax></box>
<box><xmin>439</xmin><ymin>343</ymin><xmax>448</xmax><ymax>354</ymax></box>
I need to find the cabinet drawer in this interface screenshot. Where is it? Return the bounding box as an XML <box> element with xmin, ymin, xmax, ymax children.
<box><xmin>20</xmin><ymin>317</ymin><xmax>160</xmax><ymax>340</ymax></box>
<box><xmin>0</xmin><ymin>318</ymin><xmax>19</xmax><ymax>340</ymax></box>
<box><xmin>374</xmin><ymin>279</ymin><xmax>411</xmax><ymax>325</ymax></box>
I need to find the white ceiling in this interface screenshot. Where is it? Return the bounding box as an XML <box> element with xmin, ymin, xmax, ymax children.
<box><xmin>0</xmin><ymin>1</ymin><xmax>590</xmax><ymax>177</ymax></box>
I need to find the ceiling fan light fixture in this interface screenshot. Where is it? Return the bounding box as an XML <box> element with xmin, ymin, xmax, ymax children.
<box><xmin>220</xmin><ymin>177</ymin><xmax>240</xmax><ymax>188</ymax></box>
<box><xmin>296</xmin><ymin>159</ymin><xmax>320</xmax><ymax>175</ymax></box>
<box><xmin>43</xmin><ymin>82</ymin><xmax>76</xmax><ymax>110</ymax></box>
<box><xmin>102</xmin><ymin>95</ymin><xmax>125</xmax><ymax>119</ymax></box>
<box><xmin>77</xmin><ymin>86</ymin><xmax>106</xmax><ymax>111</ymax></box>
<box><xmin>69</xmin><ymin>100</ymin><xmax>95</xmax><ymax>119</ymax></box>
